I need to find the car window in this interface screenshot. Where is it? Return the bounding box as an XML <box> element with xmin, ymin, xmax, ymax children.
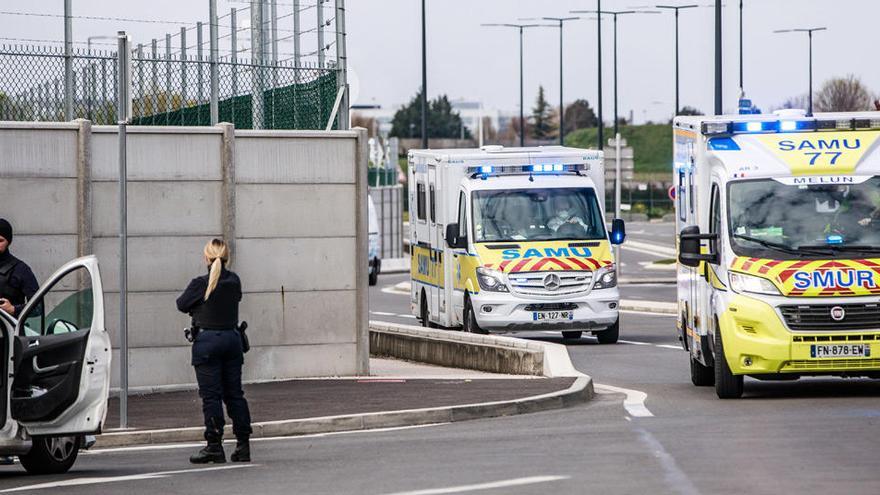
<box><xmin>20</xmin><ymin>266</ymin><xmax>93</xmax><ymax>337</ymax></box>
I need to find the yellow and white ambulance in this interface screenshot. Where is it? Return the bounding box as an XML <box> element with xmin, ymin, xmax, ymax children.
<box><xmin>409</xmin><ymin>146</ymin><xmax>626</xmax><ymax>342</ymax></box>
<box><xmin>675</xmin><ymin>110</ymin><xmax>880</xmax><ymax>398</ymax></box>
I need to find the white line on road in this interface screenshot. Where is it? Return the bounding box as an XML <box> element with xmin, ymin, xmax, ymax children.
<box><xmin>634</xmin><ymin>427</ymin><xmax>701</xmax><ymax>495</ymax></box>
<box><xmin>377</xmin><ymin>475</ymin><xmax>571</xmax><ymax>495</ymax></box>
<box><xmin>594</xmin><ymin>383</ymin><xmax>654</xmax><ymax>418</ymax></box>
<box><xmin>619</xmin><ymin>310</ymin><xmax>678</xmax><ymax>317</ymax></box>
<box><xmin>619</xmin><ymin>339</ymin><xmax>653</xmax><ymax>346</ymax></box>
<box><xmin>0</xmin><ymin>464</ymin><xmax>256</xmax><ymax>493</ymax></box>
<box><xmin>397</xmin><ymin>314</ymin><xmax>416</xmax><ymax>319</ymax></box>
<box><xmin>371</xmin><ymin>311</ymin><xmax>396</xmax><ymax>316</ymax></box>
<box><xmin>622</xmin><ymin>240</ymin><xmax>677</xmax><ymax>257</ymax></box>
<box><xmin>656</xmin><ymin>344</ymin><xmax>683</xmax><ymax>350</ymax></box>
<box><xmin>87</xmin><ymin>424</ymin><xmax>449</xmax><ymax>455</ymax></box>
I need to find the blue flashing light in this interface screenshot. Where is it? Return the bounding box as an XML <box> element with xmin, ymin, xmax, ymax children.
<box><xmin>732</xmin><ymin>121</ymin><xmax>777</xmax><ymax>133</ymax></box>
<box><xmin>746</xmin><ymin>121</ymin><xmax>762</xmax><ymax>132</ymax></box>
<box><xmin>480</xmin><ymin>165</ymin><xmax>493</xmax><ymax>175</ymax></box>
<box><xmin>707</xmin><ymin>137</ymin><xmax>740</xmax><ymax>151</ymax></box>
<box><xmin>611</xmin><ymin>231</ymin><xmax>625</xmax><ymax>245</ymax></box>
<box><xmin>780</xmin><ymin>120</ymin><xmax>797</xmax><ymax>131</ymax></box>
<box><xmin>826</xmin><ymin>234</ymin><xmax>844</xmax><ymax>245</ymax></box>
<box><xmin>552</xmin><ymin>164</ymin><xmax>564</xmax><ymax>172</ymax></box>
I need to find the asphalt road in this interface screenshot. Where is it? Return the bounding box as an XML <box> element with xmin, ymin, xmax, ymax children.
<box><xmin>3</xmin><ymin>227</ymin><xmax>879</xmax><ymax>494</ymax></box>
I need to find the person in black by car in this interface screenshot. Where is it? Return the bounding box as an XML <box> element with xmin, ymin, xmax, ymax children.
<box><xmin>0</xmin><ymin>219</ymin><xmax>39</xmax><ymax>319</ymax></box>
<box><xmin>177</xmin><ymin>238</ymin><xmax>252</xmax><ymax>464</ymax></box>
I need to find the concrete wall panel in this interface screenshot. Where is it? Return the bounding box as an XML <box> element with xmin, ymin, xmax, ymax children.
<box><xmin>10</xmin><ymin>235</ymin><xmax>79</xmax><ymax>285</ymax></box>
<box><xmin>235</xmin><ymin>137</ymin><xmax>356</xmax><ymax>184</ymax></box>
<box><xmin>94</xmin><ymin>236</ymin><xmax>215</xmax><ymax>292</ymax></box>
<box><xmin>240</xmin><ymin>290</ymin><xmax>357</xmax><ymax>346</ymax></box>
<box><xmin>92</xmin><ymin>131</ymin><xmax>222</xmax><ymax>181</ymax></box>
<box><xmin>0</xmin><ymin>179</ymin><xmax>78</xmax><ymax>234</ymax></box>
<box><xmin>236</xmin><ymin>184</ymin><xmax>355</xmax><ymax>238</ymax></box>
<box><xmin>0</xmin><ymin>128</ymin><xmax>77</xmax><ymax>178</ymax></box>
<box><xmin>235</xmin><ymin>237</ymin><xmax>356</xmax><ymax>292</ymax></box>
<box><xmin>92</xmin><ymin>181</ymin><xmax>222</xmax><ymax>236</ymax></box>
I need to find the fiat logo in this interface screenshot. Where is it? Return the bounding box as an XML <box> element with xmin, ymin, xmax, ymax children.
<box><xmin>830</xmin><ymin>306</ymin><xmax>846</xmax><ymax>322</ymax></box>
<box><xmin>543</xmin><ymin>273</ymin><xmax>561</xmax><ymax>291</ymax></box>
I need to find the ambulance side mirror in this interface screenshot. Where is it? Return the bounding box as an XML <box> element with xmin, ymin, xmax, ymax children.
<box><xmin>679</xmin><ymin>225</ymin><xmax>719</xmax><ymax>267</ymax></box>
<box><xmin>610</xmin><ymin>219</ymin><xmax>626</xmax><ymax>245</ymax></box>
<box><xmin>445</xmin><ymin>223</ymin><xmax>468</xmax><ymax>249</ymax></box>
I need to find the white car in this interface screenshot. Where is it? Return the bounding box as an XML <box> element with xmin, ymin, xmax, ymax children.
<box><xmin>0</xmin><ymin>256</ymin><xmax>111</xmax><ymax>474</ymax></box>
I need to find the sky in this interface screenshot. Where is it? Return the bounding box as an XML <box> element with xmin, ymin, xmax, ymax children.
<box><xmin>1</xmin><ymin>1</ymin><xmax>877</xmax><ymax>123</ymax></box>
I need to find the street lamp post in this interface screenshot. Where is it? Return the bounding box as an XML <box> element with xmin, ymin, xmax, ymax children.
<box><xmin>421</xmin><ymin>0</ymin><xmax>428</xmax><ymax>148</ymax></box>
<box><xmin>655</xmin><ymin>5</ymin><xmax>697</xmax><ymax>116</ymax></box>
<box><xmin>482</xmin><ymin>23</ymin><xmax>546</xmax><ymax>148</ymax></box>
<box><xmin>774</xmin><ymin>27</ymin><xmax>826</xmax><ymax>117</ymax></box>
<box><xmin>714</xmin><ymin>0</ymin><xmax>722</xmax><ymax>114</ymax></box>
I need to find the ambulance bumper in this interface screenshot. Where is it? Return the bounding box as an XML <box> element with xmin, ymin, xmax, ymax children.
<box><xmin>471</xmin><ymin>288</ymin><xmax>620</xmax><ymax>333</ymax></box>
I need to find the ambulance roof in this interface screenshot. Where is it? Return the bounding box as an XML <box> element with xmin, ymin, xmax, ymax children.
<box><xmin>408</xmin><ymin>145</ymin><xmax>601</xmax><ymax>163</ymax></box>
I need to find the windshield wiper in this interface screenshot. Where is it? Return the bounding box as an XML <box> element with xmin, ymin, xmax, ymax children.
<box><xmin>798</xmin><ymin>244</ymin><xmax>880</xmax><ymax>254</ymax></box>
<box><xmin>733</xmin><ymin>233</ymin><xmax>827</xmax><ymax>256</ymax></box>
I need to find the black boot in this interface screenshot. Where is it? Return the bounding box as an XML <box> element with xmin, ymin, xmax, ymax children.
<box><xmin>189</xmin><ymin>441</ymin><xmax>226</xmax><ymax>464</ymax></box>
<box><xmin>230</xmin><ymin>437</ymin><xmax>250</xmax><ymax>462</ymax></box>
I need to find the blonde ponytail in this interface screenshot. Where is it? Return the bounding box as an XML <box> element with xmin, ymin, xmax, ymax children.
<box><xmin>203</xmin><ymin>238</ymin><xmax>230</xmax><ymax>301</ymax></box>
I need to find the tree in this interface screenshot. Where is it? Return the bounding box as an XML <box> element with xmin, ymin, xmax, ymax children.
<box><xmin>814</xmin><ymin>75</ymin><xmax>874</xmax><ymax>112</ymax></box>
<box><xmin>677</xmin><ymin>106</ymin><xmax>703</xmax><ymax>116</ymax></box>
<box><xmin>779</xmin><ymin>94</ymin><xmax>809</xmax><ymax>111</ymax></box>
<box><xmin>562</xmin><ymin>99</ymin><xmax>597</xmax><ymax>136</ymax></box>
<box><xmin>531</xmin><ymin>85</ymin><xmax>556</xmax><ymax>140</ymax></box>
<box><xmin>389</xmin><ymin>89</ymin><xmax>472</xmax><ymax>139</ymax></box>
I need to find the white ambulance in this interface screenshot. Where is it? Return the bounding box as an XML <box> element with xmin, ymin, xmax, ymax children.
<box><xmin>409</xmin><ymin>146</ymin><xmax>626</xmax><ymax>342</ymax></box>
<box><xmin>675</xmin><ymin>110</ymin><xmax>880</xmax><ymax>398</ymax></box>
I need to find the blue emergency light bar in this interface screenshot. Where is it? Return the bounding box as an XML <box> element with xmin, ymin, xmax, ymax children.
<box><xmin>467</xmin><ymin>163</ymin><xmax>587</xmax><ymax>177</ymax></box>
<box><xmin>701</xmin><ymin>118</ymin><xmax>880</xmax><ymax>136</ymax></box>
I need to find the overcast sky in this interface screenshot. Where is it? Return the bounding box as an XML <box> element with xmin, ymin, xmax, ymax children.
<box><xmin>1</xmin><ymin>1</ymin><xmax>876</xmax><ymax>123</ymax></box>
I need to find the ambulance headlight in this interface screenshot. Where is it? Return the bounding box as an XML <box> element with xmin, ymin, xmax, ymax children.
<box><xmin>728</xmin><ymin>271</ymin><xmax>780</xmax><ymax>296</ymax></box>
<box><xmin>593</xmin><ymin>266</ymin><xmax>618</xmax><ymax>290</ymax></box>
<box><xmin>476</xmin><ymin>267</ymin><xmax>508</xmax><ymax>292</ymax></box>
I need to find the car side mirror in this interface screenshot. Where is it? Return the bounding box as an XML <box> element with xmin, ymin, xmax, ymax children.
<box><xmin>445</xmin><ymin>223</ymin><xmax>468</xmax><ymax>249</ymax></box>
<box><xmin>610</xmin><ymin>218</ymin><xmax>626</xmax><ymax>245</ymax></box>
<box><xmin>679</xmin><ymin>225</ymin><xmax>719</xmax><ymax>267</ymax></box>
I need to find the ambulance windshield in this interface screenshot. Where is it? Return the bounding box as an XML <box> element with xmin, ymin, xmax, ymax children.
<box><xmin>728</xmin><ymin>177</ymin><xmax>880</xmax><ymax>259</ymax></box>
<box><xmin>472</xmin><ymin>188</ymin><xmax>606</xmax><ymax>242</ymax></box>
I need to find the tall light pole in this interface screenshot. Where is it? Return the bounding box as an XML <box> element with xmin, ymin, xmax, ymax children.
<box><xmin>482</xmin><ymin>23</ymin><xmax>546</xmax><ymax>147</ymax></box>
<box><xmin>597</xmin><ymin>1</ymin><xmax>603</xmax><ymax>150</ymax></box>
<box><xmin>421</xmin><ymin>0</ymin><xmax>428</xmax><ymax>148</ymax></box>
<box><xmin>738</xmin><ymin>0</ymin><xmax>743</xmax><ymax>96</ymax></box>
<box><xmin>714</xmin><ymin>0</ymin><xmax>722</xmax><ymax>114</ymax></box>
<box><xmin>774</xmin><ymin>27</ymin><xmax>826</xmax><ymax>117</ymax></box>
<box><xmin>656</xmin><ymin>5</ymin><xmax>697</xmax><ymax>116</ymax></box>
<box><xmin>542</xmin><ymin>17</ymin><xmax>579</xmax><ymax>145</ymax></box>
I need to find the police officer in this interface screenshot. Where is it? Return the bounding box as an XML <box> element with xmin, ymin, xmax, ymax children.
<box><xmin>0</xmin><ymin>219</ymin><xmax>39</xmax><ymax>320</ymax></box>
<box><xmin>176</xmin><ymin>239</ymin><xmax>252</xmax><ymax>464</ymax></box>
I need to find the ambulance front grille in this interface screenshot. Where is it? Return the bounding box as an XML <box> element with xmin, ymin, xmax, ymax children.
<box><xmin>782</xmin><ymin>359</ymin><xmax>880</xmax><ymax>371</ymax></box>
<box><xmin>779</xmin><ymin>304</ymin><xmax>880</xmax><ymax>331</ymax></box>
<box><xmin>507</xmin><ymin>271</ymin><xmax>593</xmax><ymax>296</ymax></box>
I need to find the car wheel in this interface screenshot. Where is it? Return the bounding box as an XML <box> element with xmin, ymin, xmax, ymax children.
<box><xmin>690</xmin><ymin>355</ymin><xmax>714</xmax><ymax>387</ymax></box>
<box><xmin>19</xmin><ymin>435</ymin><xmax>80</xmax><ymax>475</ymax></box>
<box><xmin>463</xmin><ymin>297</ymin><xmax>487</xmax><ymax>335</ymax></box>
<box><xmin>714</xmin><ymin>319</ymin><xmax>744</xmax><ymax>399</ymax></box>
<box><xmin>562</xmin><ymin>331</ymin><xmax>582</xmax><ymax>340</ymax></box>
<box><xmin>595</xmin><ymin>319</ymin><xmax>619</xmax><ymax>344</ymax></box>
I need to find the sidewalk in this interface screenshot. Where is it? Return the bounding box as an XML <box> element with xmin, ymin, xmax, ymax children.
<box><xmin>99</xmin><ymin>358</ymin><xmax>583</xmax><ymax>446</ymax></box>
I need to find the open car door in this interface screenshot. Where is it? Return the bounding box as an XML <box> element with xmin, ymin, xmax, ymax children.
<box><xmin>10</xmin><ymin>255</ymin><xmax>111</xmax><ymax>436</ymax></box>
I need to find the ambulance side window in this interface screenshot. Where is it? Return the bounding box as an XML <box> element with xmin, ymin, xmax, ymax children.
<box><xmin>458</xmin><ymin>192</ymin><xmax>467</xmax><ymax>237</ymax></box>
<box><xmin>416</xmin><ymin>183</ymin><xmax>426</xmax><ymax>221</ymax></box>
<box><xmin>709</xmin><ymin>183</ymin><xmax>721</xmax><ymax>254</ymax></box>
<box><xmin>430</xmin><ymin>185</ymin><xmax>436</xmax><ymax>223</ymax></box>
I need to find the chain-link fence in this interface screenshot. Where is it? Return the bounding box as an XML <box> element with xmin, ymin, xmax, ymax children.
<box><xmin>0</xmin><ymin>44</ymin><xmax>341</xmax><ymax>130</ymax></box>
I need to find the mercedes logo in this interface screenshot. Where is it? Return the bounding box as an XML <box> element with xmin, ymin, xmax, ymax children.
<box><xmin>543</xmin><ymin>273</ymin><xmax>561</xmax><ymax>291</ymax></box>
<box><xmin>830</xmin><ymin>306</ymin><xmax>846</xmax><ymax>322</ymax></box>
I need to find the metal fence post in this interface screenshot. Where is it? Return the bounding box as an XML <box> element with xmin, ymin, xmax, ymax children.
<box><xmin>116</xmin><ymin>30</ymin><xmax>132</xmax><ymax>431</ymax></box>
<box><xmin>231</xmin><ymin>8</ymin><xmax>238</xmax><ymax>126</ymax></box>
<box><xmin>165</xmin><ymin>33</ymin><xmax>172</xmax><ymax>124</ymax></box>
<box><xmin>293</xmin><ymin>0</ymin><xmax>301</xmax><ymax>67</ymax></box>
<box><xmin>209</xmin><ymin>0</ymin><xmax>219</xmax><ymax>125</ymax></box>
<box><xmin>180</xmin><ymin>28</ymin><xmax>188</xmax><ymax>120</ymax></box>
<box><xmin>64</xmin><ymin>0</ymin><xmax>73</xmax><ymax>120</ymax></box>
<box><xmin>335</xmin><ymin>0</ymin><xmax>348</xmax><ymax>129</ymax></box>
<box><xmin>317</xmin><ymin>0</ymin><xmax>325</xmax><ymax>67</ymax></box>
<box><xmin>151</xmin><ymin>39</ymin><xmax>159</xmax><ymax>123</ymax></box>
<box><xmin>251</xmin><ymin>0</ymin><xmax>265</xmax><ymax>129</ymax></box>
<box><xmin>197</xmin><ymin>22</ymin><xmax>204</xmax><ymax>122</ymax></box>
<box><xmin>136</xmin><ymin>44</ymin><xmax>144</xmax><ymax>120</ymax></box>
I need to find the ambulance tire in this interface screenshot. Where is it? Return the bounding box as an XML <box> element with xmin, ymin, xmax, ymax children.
<box><xmin>419</xmin><ymin>292</ymin><xmax>436</xmax><ymax>328</ymax></box>
<box><xmin>690</xmin><ymin>355</ymin><xmax>714</xmax><ymax>387</ymax></box>
<box><xmin>463</xmin><ymin>297</ymin><xmax>487</xmax><ymax>335</ymax></box>
<box><xmin>713</xmin><ymin>321</ymin><xmax>744</xmax><ymax>399</ymax></box>
<box><xmin>595</xmin><ymin>319</ymin><xmax>619</xmax><ymax>344</ymax></box>
<box><xmin>19</xmin><ymin>435</ymin><xmax>80</xmax><ymax>475</ymax></box>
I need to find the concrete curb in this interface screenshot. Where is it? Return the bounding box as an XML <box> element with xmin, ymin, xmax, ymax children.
<box><xmin>96</xmin><ymin>377</ymin><xmax>592</xmax><ymax>449</ymax></box>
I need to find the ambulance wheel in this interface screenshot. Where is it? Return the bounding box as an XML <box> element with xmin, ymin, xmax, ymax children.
<box><xmin>714</xmin><ymin>321</ymin><xmax>744</xmax><ymax>399</ymax></box>
<box><xmin>419</xmin><ymin>292</ymin><xmax>437</xmax><ymax>328</ymax></box>
<box><xmin>562</xmin><ymin>331</ymin><xmax>582</xmax><ymax>340</ymax></box>
<box><xmin>463</xmin><ymin>297</ymin><xmax>487</xmax><ymax>335</ymax></box>
<box><xmin>595</xmin><ymin>319</ymin><xmax>619</xmax><ymax>344</ymax></box>
<box><xmin>19</xmin><ymin>435</ymin><xmax>80</xmax><ymax>475</ymax></box>
<box><xmin>690</xmin><ymin>355</ymin><xmax>714</xmax><ymax>387</ymax></box>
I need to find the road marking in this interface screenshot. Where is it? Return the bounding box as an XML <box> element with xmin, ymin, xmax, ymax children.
<box><xmin>87</xmin><ymin>424</ymin><xmax>448</xmax><ymax>455</ymax></box>
<box><xmin>634</xmin><ymin>427</ymin><xmax>701</xmax><ymax>495</ymax></box>
<box><xmin>622</xmin><ymin>240</ymin><xmax>677</xmax><ymax>257</ymax></box>
<box><xmin>619</xmin><ymin>310</ymin><xmax>677</xmax><ymax>317</ymax></box>
<box><xmin>594</xmin><ymin>383</ymin><xmax>654</xmax><ymax>418</ymax></box>
<box><xmin>371</xmin><ymin>311</ymin><xmax>396</xmax><ymax>316</ymax></box>
<box><xmin>397</xmin><ymin>314</ymin><xmax>416</xmax><ymax>319</ymax></box>
<box><xmin>377</xmin><ymin>475</ymin><xmax>571</xmax><ymax>495</ymax></box>
<box><xmin>0</xmin><ymin>464</ymin><xmax>256</xmax><ymax>493</ymax></box>
<box><xmin>619</xmin><ymin>339</ymin><xmax>653</xmax><ymax>346</ymax></box>
<box><xmin>656</xmin><ymin>344</ymin><xmax>683</xmax><ymax>350</ymax></box>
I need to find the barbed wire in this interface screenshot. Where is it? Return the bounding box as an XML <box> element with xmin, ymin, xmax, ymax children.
<box><xmin>0</xmin><ymin>10</ymin><xmax>196</xmax><ymax>25</ymax></box>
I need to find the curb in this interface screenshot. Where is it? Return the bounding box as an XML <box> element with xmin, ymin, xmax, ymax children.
<box><xmin>95</xmin><ymin>376</ymin><xmax>592</xmax><ymax>448</ymax></box>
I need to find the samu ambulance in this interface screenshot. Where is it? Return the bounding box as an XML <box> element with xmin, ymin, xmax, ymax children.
<box><xmin>409</xmin><ymin>146</ymin><xmax>626</xmax><ymax>342</ymax></box>
<box><xmin>675</xmin><ymin>110</ymin><xmax>880</xmax><ymax>398</ymax></box>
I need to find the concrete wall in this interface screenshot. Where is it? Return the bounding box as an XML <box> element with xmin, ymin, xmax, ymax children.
<box><xmin>0</xmin><ymin>121</ymin><xmax>369</xmax><ymax>388</ymax></box>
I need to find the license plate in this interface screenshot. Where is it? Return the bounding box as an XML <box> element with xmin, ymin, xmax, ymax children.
<box><xmin>533</xmin><ymin>311</ymin><xmax>574</xmax><ymax>321</ymax></box>
<box><xmin>811</xmin><ymin>344</ymin><xmax>871</xmax><ymax>359</ymax></box>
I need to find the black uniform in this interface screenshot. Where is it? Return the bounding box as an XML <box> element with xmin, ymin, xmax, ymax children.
<box><xmin>0</xmin><ymin>250</ymin><xmax>39</xmax><ymax>317</ymax></box>
<box><xmin>176</xmin><ymin>267</ymin><xmax>252</xmax><ymax>443</ymax></box>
